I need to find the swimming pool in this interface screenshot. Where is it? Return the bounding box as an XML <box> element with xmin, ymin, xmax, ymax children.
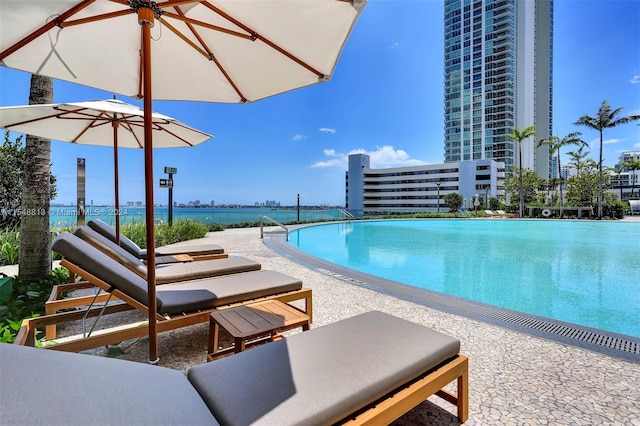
<box><xmin>287</xmin><ymin>220</ymin><xmax>640</xmax><ymax>338</ymax></box>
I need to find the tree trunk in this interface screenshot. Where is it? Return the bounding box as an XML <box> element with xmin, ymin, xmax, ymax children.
<box><xmin>558</xmin><ymin>158</ymin><xmax>564</xmax><ymax>218</ymax></box>
<box><xmin>597</xmin><ymin>133</ymin><xmax>603</xmax><ymax>219</ymax></box>
<box><xmin>519</xmin><ymin>149</ymin><xmax>524</xmax><ymax>218</ymax></box>
<box><xmin>18</xmin><ymin>74</ymin><xmax>53</xmax><ymax>282</ymax></box>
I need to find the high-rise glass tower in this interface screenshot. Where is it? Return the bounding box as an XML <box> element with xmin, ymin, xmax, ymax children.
<box><xmin>443</xmin><ymin>0</ymin><xmax>553</xmax><ymax>178</ymax></box>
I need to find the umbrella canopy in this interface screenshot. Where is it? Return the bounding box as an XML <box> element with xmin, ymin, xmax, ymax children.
<box><xmin>0</xmin><ymin>99</ymin><xmax>212</xmax><ymax>148</ymax></box>
<box><xmin>0</xmin><ymin>1</ymin><xmax>365</xmax><ymax>103</ymax></box>
<box><xmin>0</xmin><ymin>98</ymin><xmax>212</xmax><ymax>240</ymax></box>
<box><xmin>0</xmin><ymin>0</ymin><xmax>366</xmax><ymax>363</ymax></box>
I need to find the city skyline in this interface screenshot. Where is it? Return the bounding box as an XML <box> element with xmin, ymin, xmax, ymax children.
<box><xmin>1</xmin><ymin>0</ymin><xmax>639</xmax><ymax>207</ymax></box>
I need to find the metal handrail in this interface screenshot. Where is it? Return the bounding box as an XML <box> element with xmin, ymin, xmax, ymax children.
<box><xmin>260</xmin><ymin>215</ymin><xmax>288</xmax><ymax>241</ymax></box>
<box><xmin>339</xmin><ymin>209</ymin><xmax>354</xmax><ymax>222</ymax></box>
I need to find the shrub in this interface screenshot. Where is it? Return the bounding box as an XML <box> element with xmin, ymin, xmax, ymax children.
<box><xmin>0</xmin><ymin>267</ymin><xmax>70</xmax><ymax>343</ymax></box>
<box><xmin>120</xmin><ymin>219</ymin><xmax>209</xmax><ymax>249</ymax></box>
<box><xmin>0</xmin><ymin>226</ymin><xmax>19</xmax><ymax>266</ymax></box>
<box><xmin>603</xmin><ymin>200</ymin><xmax>626</xmax><ymax>219</ymax></box>
<box><xmin>444</xmin><ymin>193</ymin><xmax>464</xmax><ymax>212</ymax></box>
<box><xmin>206</xmin><ymin>222</ymin><xmax>225</xmax><ymax>232</ymax></box>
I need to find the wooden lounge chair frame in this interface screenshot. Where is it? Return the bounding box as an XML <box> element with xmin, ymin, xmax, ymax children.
<box><xmin>87</xmin><ymin>219</ymin><xmax>226</xmax><ymax>261</ymax></box>
<box><xmin>73</xmin><ymin>225</ymin><xmax>260</xmax><ymax>284</ymax></box>
<box><xmin>340</xmin><ymin>354</ymin><xmax>468</xmax><ymax>424</ymax></box>
<box><xmin>9</xmin><ymin>328</ymin><xmax>468</xmax><ymax>425</ymax></box>
<box><xmin>17</xmin><ymin>257</ymin><xmax>312</xmax><ymax>353</ymax></box>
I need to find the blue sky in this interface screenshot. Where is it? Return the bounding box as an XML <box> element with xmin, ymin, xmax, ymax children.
<box><xmin>1</xmin><ymin>0</ymin><xmax>639</xmax><ymax>207</ymax></box>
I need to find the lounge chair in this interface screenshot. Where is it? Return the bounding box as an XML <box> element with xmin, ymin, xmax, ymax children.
<box><xmin>484</xmin><ymin>210</ymin><xmax>498</xmax><ymax>217</ymax></box>
<box><xmin>23</xmin><ymin>232</ymin><xmax>311</xmax><ymax>352</ymax></box>
<box><xmin>88</xmin><ymin>219</ymin><xmax>224</xmax><ymax>262</ymax></box>
<box><xmin>495</xmin><ymin>209</ymin><xmax>517</xmax><ymax>218</ymax></box>
<box><xmin>4</xmin><ymin>311</ymin><xmax>468</xmax><ymax>424</ymax></box>
<box><xmin>74</xmin><ymin>225</ymin><xmax>260</xmax><ymax>284</ymax></box>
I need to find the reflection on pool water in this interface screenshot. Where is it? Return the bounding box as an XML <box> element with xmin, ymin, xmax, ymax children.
<box><xmin>288</xmin><ymin>220</ymin><xmax>640</xmax><ymax>338</ymax></box>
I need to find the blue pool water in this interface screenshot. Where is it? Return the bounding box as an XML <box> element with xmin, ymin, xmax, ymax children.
<box><xmin>48</xmin><ymin>207</ymin><xmax>344</xmax><ymax>227</ymax></box>
<box><xmin>288</xmin><ymin>220</ymin><xmax>640</xmax><ymax>337</ymax></box>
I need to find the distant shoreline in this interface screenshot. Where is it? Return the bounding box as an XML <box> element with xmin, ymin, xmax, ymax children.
<box><xmin>49</xmin><ymin>206</ymin><xmax>347</xmax><ymax>227</ymax></box>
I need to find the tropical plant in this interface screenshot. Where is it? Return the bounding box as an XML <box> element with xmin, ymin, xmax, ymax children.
<box><xmin>603</xmin><ymin>200</ymin><xmax>627</xmax><ymax>219</ymax></box>
<box><xmin>536</xmin><ymin>132</ymin><xmax>587</xmax><ymax>218</ymax></box>
<box><xmin>504</xmin><ymin>168</ymin><xmax>541</xmax><ymax>211</ymax></box>
<box><xmin>443</xmin><ymin>192</ymin><xmax>463</xmax><ymax>212</ymax></box>
<box><xmin>621</xmin><ymin>157</ymin><xmax>640</xmax><ymax>198</ymax></box>
<box><xmin>0</xmin><ymin>132</ymin><xmax>25</xmax><ymax>229</ymax></box>
<box><xmin>0</xmin><ymin>226</ymin><xmax>20</xmax><ymax>266</ymax></box>
<box><xmin>566</xmin><ymin>145</ymin><xmax>594</xmax><ymax>179</ymax></box>
<box><xmin>120</xmin><ymin>219</ymin><xmax>209</xmax><ymax>249</ymax></box>
<box><xmin>506</xmin><ymin>125</ymin><xmax>536</xmax><ymax>218</ymax></box>
<box><xmin>575</xmin><ymin>100</ymin><xmax>640</xmax><ymax>219</ymax></box>
<box><xmin>19</xmin><ymin>74</ymin><xmax>54</xmax><ymax>283</ymax></box>
<box><xmin>0</xmin><ymin>267</ymin><xmax>70</xmax><ymax>343</ymax></box>
<box><xmin>566</xmin><ymin>160</ymin><xmax>599</xmax><ymax>207</ymax></box>
<box><xmin>1</xmin><ymin>132</ymin><xmax>58</xmax><ymax>230</ymax></box>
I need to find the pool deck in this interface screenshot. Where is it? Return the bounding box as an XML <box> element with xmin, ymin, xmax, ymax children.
<box><xmin>3</xmin><ymin>221</ymin><xmax>640</xmax><ymax>425</ymax></box>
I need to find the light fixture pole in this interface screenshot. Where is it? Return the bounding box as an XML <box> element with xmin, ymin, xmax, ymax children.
<box><xmin>436</xmin><ymin>182</ymin><xmax>441</xmax><ymax>213</ymax></box>
<box><xmin>474</xmin><ymin>193</ymin><xmax>480</xmax><ymax>217</ymax></box>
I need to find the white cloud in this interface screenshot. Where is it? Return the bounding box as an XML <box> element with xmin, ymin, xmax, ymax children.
<box><xmin>603</xmin><ymin>138</ymin><xmax>623</xmax><ymax>145</ymax></box>
<box><xmin>318</xmin><ymin>128</ymin><xmax>336</xmax><ymax>134</ymax></box>
<box><xmin>629</xmin><ymin>75</ymin><xmax>640</xmax><ymax>84</ymax></box>
<box><xmin>634</xmin><ymin>142</ymin><xmax>640</xmax><ymax>149</ymax></box>
<box><xmin>389</xmin><ymin>42</ymin><xmax>400</xmax><ymax>50</ymax></box>
<box><xmin>292</xmin><ymin>134</ymin><xmax>306</xmax><ymax>141</ymax></box>
<box><xmin>310</xmin><ymin>145</ymin><xmax>428</xmax><ymax>169</ymax></box>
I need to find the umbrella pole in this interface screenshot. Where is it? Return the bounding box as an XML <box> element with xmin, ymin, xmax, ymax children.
<box><xmin>139</xmin><ymin>5</ymin><xmax>159</xmax><ymax>365</ymax></box>
<box><xmin>112</xmin><ymin>121</ymin><xmax>121</xmax><ymax>245</ymax></box>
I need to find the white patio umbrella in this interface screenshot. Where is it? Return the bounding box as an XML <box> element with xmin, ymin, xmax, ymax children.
<box><xmin>0</xmin><ymin>98</ymin><xmax>212</xmax><ymax>242</ymax></box>
<box><xmin>0</xmin><ymin>0</ymin><xmax>366</xmax><ymax>363</ymax></box>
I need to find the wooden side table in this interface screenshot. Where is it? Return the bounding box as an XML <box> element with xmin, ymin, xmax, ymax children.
<box><xmin>207</xmin><ymin>300</ymin><xmax>310</xmax><ymax>361</ymax></box>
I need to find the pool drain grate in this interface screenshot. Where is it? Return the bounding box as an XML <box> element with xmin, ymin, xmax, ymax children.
<box><xmin>317</xmin><ymin>268</ymin><xmax>640</xmax><ymax>359</ymax></box>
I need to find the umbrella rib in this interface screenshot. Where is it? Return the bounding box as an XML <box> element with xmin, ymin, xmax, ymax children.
<box><xmin>161</xmin><ymin>8</ymin><xmax>248</xmax><ymax>102</ymax></box>
<box><xmin>201</xmin><ymin>1</ymin><xmax>325</xmax><ymax>79</ymax></box>
<box><xmin>118</xmin><ymin>118</ymin><xmax>144</xmax><ymax>148</ymax></box>
<box><xmin>2</xmin><ymin>106</ymin><xmax>94</xmax><ymax>132</ymax></box>
<box><xmin>2</xmin><ymin>111</ymin><xmax>67</xmax><ymax>128</ymax></box>
<box><xmin>155</xmin><ymin>125</ymin><xmax>196</xmax><ymax>146</ymax></box>
<box><xmin>58</xmin><ymin>9</ymin><xmax>133</xmax><ymax>28</ymax></box>
<box><xmin>161</xmin><ymin>11</ymin><xmax>253</xmax><ymax>40</ymax></box>
<box><xmin>70</xmin><ymin>115</ymin><xmax>101</xmax><ymax>143</ymax></box>
<box><xmin>0</xmin><ymin>0</ymin><xmax>95</xmax><ymax>61</ymax></box>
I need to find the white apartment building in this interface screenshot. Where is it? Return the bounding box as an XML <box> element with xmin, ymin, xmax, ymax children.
<box><xmin>611</xmin><ymin>150</ymin><xmax>640</xmax><ymax>199</ymax></box>
<box><xmin>345</xmin><ymin>154</ymin><xmax>505</xmax><ymax>216</ymax></box>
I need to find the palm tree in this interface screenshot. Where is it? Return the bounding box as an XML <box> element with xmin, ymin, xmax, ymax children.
<box><xmin>18</xmin><ymin>74</ymin><xmax>53</xmax><ymax>282</ymax></box>
<box><xmin>506</xmin><ymin>125</ymin><xmax>536</xmax><ymax>218</ymax></box>
<box><xmin>536</xmin><ymin>132</ymin><xmax>586</xmax><ymax>218</ymax></box>
<box><xmin>575</xmin><ymin>101</ymin><xmax>640</xmax><ymax>219</ymax></box>
<box><xmin>567</xmin><ymin>145</ymin><xmax>591</xmax><ymax>178</ymax></box>
<box><xmin>621</xmin><ymin>158</ymin><xmax>640</xmax><ymax>198</ymax></box>
<box><xmin>621</xmin><ymin>158</ymin><xmax>640</xmax><ymax>199</ymax></box>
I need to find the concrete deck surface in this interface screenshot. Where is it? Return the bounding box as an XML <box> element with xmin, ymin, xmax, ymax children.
<box><xmin>3</xmin><ymin>223</ymin><xmax>640</xmax><ymax>425</ymax></box>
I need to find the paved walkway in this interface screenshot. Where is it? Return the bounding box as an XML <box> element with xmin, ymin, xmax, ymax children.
<box><xmin>3</xmin><ymin>225</ymin><xmax>640</xmax><ymax>425</ymax></box>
